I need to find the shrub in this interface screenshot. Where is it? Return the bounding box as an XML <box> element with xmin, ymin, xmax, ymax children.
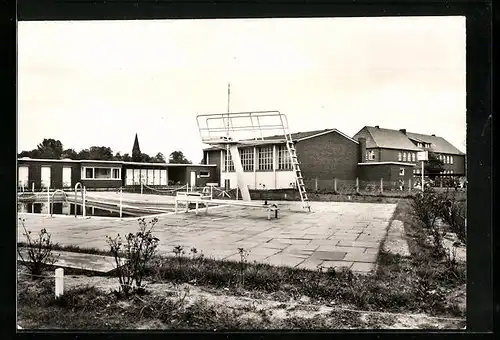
<box><xmin>436</xmin><ymin>190</ymin><xmax>466</xmax><ymax>245</ymax></box>
<box><xmin>410</xmin><ymin>189</ymin><xmax>446</xmax><ymax>257</ymax></box>
<box><xmin>106</xmin><ymin>217</ymin><xmax>160</xmax><ymax>296</ymax></box>
<box><xmin>18</xmin><ymin>218</ymin><xmax>59</xmax><ymax>277</ymax></box>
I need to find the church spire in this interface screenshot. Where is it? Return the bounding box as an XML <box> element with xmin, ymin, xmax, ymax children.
<box><xmin>132</xmin><ymin>133</ymin><xmax>141</xmax><ymax>162</ymax></box>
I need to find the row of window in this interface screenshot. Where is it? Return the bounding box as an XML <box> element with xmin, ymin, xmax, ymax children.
<box><xmin>397</xmin><ymin>151</ymin><xmax>417</xmax><ymax>163</ymax></box>
<box><xmin>438</xmin><ymin>154</ymin><xmax>454</xmax><ymax>165</ymax></box>
<box><xmin>442</xmin><ymin>170</ymin><xmax>454</xmax><ymax>174</ymax></box>
<box><xmin>82</xmin><ymin>167</ymin><xmax>121</xmax><ymax>180</ymax></box>
<box><xmin>416</xmin><ymin>142</ymin><xmax>431</xmax><ymax>148</ymax></box>
<box><xmin>223</xmin><ymin>145</ymin><xmax>293</xmax><ymax>172</ymax></box>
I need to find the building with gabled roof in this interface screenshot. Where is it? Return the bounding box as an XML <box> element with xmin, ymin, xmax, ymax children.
<box><xmin>353</xmin><ymin>125</ymin><xmax>466</xmax><ymax>177</ymax></box>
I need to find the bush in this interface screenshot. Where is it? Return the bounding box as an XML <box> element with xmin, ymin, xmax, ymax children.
<box><xmin>410</xmin><ymin>189</ymin><xmax>446</xmax><ymax>257</ymax></box>
<box><xmin>106</xmin><ymin>217</ymin><xmax>160</xmax><ymax>296</ymax></box>
<box><xmin>436</xmin><ymin>191</ymin><xmax>466</xmax><ymax>245</ymax></box>
<box><xmin>18</xmin><ymin>218</ymin><xmax>59</xmax><ymax>277</ymax></box>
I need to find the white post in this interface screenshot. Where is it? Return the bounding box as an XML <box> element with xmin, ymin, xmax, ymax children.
<box><xmin>32</xmin><ymin>182</ymin><xmax>35</xmax><ymax>193</ymax></box>
<box><xmin>236</xmin><ymin>186</ymin><xmax>239</xmax><ymax>200</ymax></box>
<box><xmin>408</xmin><ymin>178</ymin><xmax>412</xmax><ymax>193</ymax></box>
<box><xmin>141</xmin><ymin>181</ymin><xmax>143</xmax><ymax>195</ymax></box>
<box><xmin>356</xmin><ymin>177</ymin><xmax>359</xmax><ymax>193</ymax></box>
<box><xmin>315</xmin><ymin>178</ymin><xmax>318</xmax><ymax>192</ymax></box>
<box><xmin>119</xmin><ymin>187</ymin><xmax>123</xmax><ymax>219</ymax></box>
<box><xmin>83</xmin><ymin>186</ymin><xmax>86</xmax><ymax>218</ymax></box>
<box><xmin>421</xmin><ymin>161</ymin><xmax>424</xmax><ymax>192</ymax></box>
<box><xmin>334</xmin><ymin>178</ymin><xmax>337</xmax><ymax>192</ymax></box>
<box><xmin>55</xmin><ymin>268</ymin><xmax>64</xmax><ymax>298</ymax></box>
<box><xmin>380</xmin><ymin>178</ymin><xmax>383</xmax><ymax>193</ymax></box>
<box><xmin>47</xmin><ymin>186</ymin><xmax>50</xmax><ymax>217</ymax></box>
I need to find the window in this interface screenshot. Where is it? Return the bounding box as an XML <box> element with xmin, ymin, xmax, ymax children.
<box><xmin>450</xmin><ymin>156</ymin><xmax>454</xmax><ymax>164</ymax></box>
<box><xmin>258</xmin><ymin>146</ymin><xmax>273</xmax><ymax>171</ymax></box>
<box><xmin>240</xmin><ymin>148</ymin><xmax>254</xmax><ymax>171</ymax></box>
<box><xmin>223</xmin><ymin>150</ymin><xmax>234</xmax><ymax>172</ymax></box>
<box><xmin>368</xmin><ymin>150</ymin><xmax>375</xmax><ymax>160</ymax></box>
<box><xmin>200</xmin><ymin>171</ymin><xmax>210</xmax><ymax>177</ymax></box>
<box><xmin>398</xmin><ymin>152</ymin><xmax>402</xmax><ymax>161</ymax></box>
<box><xmin>403</xmin><ymin>152</ymin><xmax>407</xmax><ymax>162</ymax></box>
<box><xmin>417</xmin><ymin>143</ymin><xmax>422</xmax><ymax>148</ymax></box>
<box><xmin>399</xmin><ymin>168</ymin><xmax>405</xmax><ymax>176</ymax></box>
<box><xmin>85</xmin><ymin>168</ymin><xmax>94</xmax><ymax>179</ymax></box>
<box><xmin>278</xmin><ymin>145</ymin><xmax>292</xmax><ymax>170</ymax></box>
<box><xmin>411</xmin><ymin>153</ymin><xmax>416</xmax><ymax>162</ymax></box>
<box><xmin>83</xmin><ymin>167</ymin><xmax>121</xmax><ymax>180</ymax></box>
<box><xmin>447</xmin><ymin>155</ymin><xmax>450</xmax><ymax>164</ymax></box>
<box><xmin>365</xmin><ymin>151</ymin><xmax>368</xmax><ymax>161</ymax></box>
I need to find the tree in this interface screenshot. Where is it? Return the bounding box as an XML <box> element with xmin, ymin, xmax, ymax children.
<box><xmin>89</xmin><ymin>146</ymin><xmax>114</xmax><ymax>160</ymax></box>
<box><xmin>77</xmin><ymin>149</ymin><xmax>91</xmax><ymax>160</ymax></box>
<box><xmin>169</xmin><ymin>151</ymin><xmax>191</xmax><ymax>164</ymax></box>
<box><xmin>153</xmin><ymin>152</ymin><xmax>166</xmax><ymax>163</ymax></box>
<box><xmin>424</xmin><ymin>152</ymin><xmax>444</xmax><ymax>178</ymax></box>
<box><xmin>132</xmin><ymin>133</ymin><xmax>141</xmax><ymax>162</ymax></box>
<box><xmin>36</xmin><ymin>139</ymin><xmax>64</xmax><ymax>159</ymax></box>
<box><xmin>61</xmin><ymin>148</ymin><xmax>78</xmax><ymax>159</ymax></box>
<box><xmin>114</xmin><ymin>152</ymin><xmax>123</xmax><ymax>161</ymax></box>
<box><xmin>18</xmin><ymin>149</ymin><xmax>41</xmax><ymax>158</ymax></box>
<box><xmin>122</xmin><ymin>153</ymin><xmax>132</xmax><ymax>162</ymax></box>
<box><xmin>141</xmin><ymin>153</ymin><xmax>152</xmax><ymax>163</ymax></box>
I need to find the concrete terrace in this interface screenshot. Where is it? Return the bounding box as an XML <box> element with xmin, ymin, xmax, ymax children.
<box><xmin>17</xmin><ymin>199</ymin><xmax>397</xmax><ymax>274</ymax></box>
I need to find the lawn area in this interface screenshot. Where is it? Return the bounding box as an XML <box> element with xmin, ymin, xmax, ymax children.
<box><xmin>17</xmin><ymin>199</ymin><xmax>466</xmax><ymax>330</ymax></box>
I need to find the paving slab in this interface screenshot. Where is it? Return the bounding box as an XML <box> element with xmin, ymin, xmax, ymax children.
<box><xmin>18</xmin><ymin>198</ymin><xmax>397</xmax><ymax>274</ymax></box>
<box><xmin>17</xmin><ymin>248</ymin><xmax>119</xmax><ymax>274</ymax></box>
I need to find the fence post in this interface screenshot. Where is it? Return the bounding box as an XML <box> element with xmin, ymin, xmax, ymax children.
<box><xmin>55</xmin><ymin>268</ymin><xmax>64</xmax><ymax>298</ymax></box>
<box><xmin>356</xmin><ymin>177</ymin><xmax>359</xmax><ymax>194</ymax></box>
<box><xmin>119</xmin><ymin>187</ymin><xmax>123</xmax><ymax>219</ymax></box>
<box><xmin>83</xmin><ymin>187</ymin><xmax>86</xmax><ymax>218</ymax></box>
<box><xmin>334</xmin><ymin>178</ymin><xmax>337</xmax><ymax>192</ymax></box>
<box><xmin>380</xmin><ymin>178</ymin><xmax>383</xmax><ymax>194</ymax></box>
<box><xmin>408</xmin><ymin>178</ymin><xmax>412</xmax><ymax>193</ymax></box>
<box><xmin>47</xmin><ymin>186</ymin><xmax>50</xmax><ymax>217</ymax></box>
<box><xmin>32</xmin><ymin>182</ymin><xmax>35</xmax><ymax>193</ymax></box>
<box><xmin>141</xmin><ymin>181</ymin><xmax>144</xmax><ymax>195</ymax></box>
<box><xmin>315</xmin><ymin>178</ymin><xmax>318</xmax><ymax>192</ymax></box>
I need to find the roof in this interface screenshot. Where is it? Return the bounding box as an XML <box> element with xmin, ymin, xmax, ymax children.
<box><xmin>358</xmin><ymin>161</ymin><xmax>416</xmax><ymax>167</ymax></box>
<box><xmin>203</xmin><ymin>129</ymin><xmax>358</xmax><ymax>151</ymax></box>
<box><xmin>354</xmin><ymin>126</ymin><xmax>465</xmax><ymax>155</ymax></box>
<box><xmin>17</xmin><ymin>158</ymin><xmax>214</xmax><ymax>167</ymax></box>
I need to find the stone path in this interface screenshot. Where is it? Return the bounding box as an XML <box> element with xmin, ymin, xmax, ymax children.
<box><xmin>382</xmin><ymin>220</ymin><xmax>411</xmax><ymax>257</ymax></box>
<box><xmin>17</xmin><ymin>248</ymin><xmax>119</xmax><ymax>274</ymax></box>
<box><xmin>18</xmin><ymin>199</ymin><xmax>397</xmax><ymax>274</ymax></box>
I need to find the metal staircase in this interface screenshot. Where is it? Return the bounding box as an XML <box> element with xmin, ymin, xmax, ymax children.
<box><xmin>285</xmin><ymin>136</ymin><xmax>311</xmax><ymax>212</ymax></box>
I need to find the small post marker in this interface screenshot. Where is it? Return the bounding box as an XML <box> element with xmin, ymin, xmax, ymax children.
<box><xmin>380</xmin><ymin>178</ymin><xmax>383</xmax><ymax>194</ymax></box>
<box><xmin>47</xmin><ymin>186</ymin><xmax>50</xmax><ymax>217</ymax></box>
<box><xmin>119</xmin><ymin>187</ymin><xmax>123</xmax><ymax>219</ymax></box>
<box><xmin>356</xmin><ymin>177</ymin><xmax>359</xmax><ymax>194</ymax></box>
<box><xmin>55</xmin><ymin>268</ymin><xmax>64</xmax><ymax>298</ymax></box>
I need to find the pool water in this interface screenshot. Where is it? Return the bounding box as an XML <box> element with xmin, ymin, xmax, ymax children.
<box><xmin>17</xmin><ymin>202</ymin><xmax>139</xmax><ymax>218</ymax></box>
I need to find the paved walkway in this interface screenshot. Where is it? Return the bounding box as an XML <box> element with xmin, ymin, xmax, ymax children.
<box><xmin>18</xmin><ymin>200</ymin><xmax>397</xmax><ymax>274</ymax></box>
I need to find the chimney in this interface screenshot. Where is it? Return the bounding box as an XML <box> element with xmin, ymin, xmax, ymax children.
<box><xmin>358</xmin><ymin>137</ymin><xmax>367</xmax><ymax>163</ymax></box>
<box><xmin>431</xmin><ymin>134</ymin><xmax>436</xmax><ymax>136</ymax></box>
<box><xmin>375</xmin><ymin>125</ymin><xmax>380</xmax><ymax>129</ymax></box>
<box><xmin>399</xmin><ymin>129</ymin><xmax>407</xmax><ymax>134</ymax></box>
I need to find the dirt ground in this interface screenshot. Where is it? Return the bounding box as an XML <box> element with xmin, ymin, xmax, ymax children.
<box><xmin>17</xmin><ymin>268</ymin><xmax>465</xmax><ymax>330</ymax></box>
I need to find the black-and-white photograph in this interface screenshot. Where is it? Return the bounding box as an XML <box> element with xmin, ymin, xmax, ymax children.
<box><xmin>17</xmin><ymin>16</ymin><xmax>467</xmax><ymax>330</ymax></box>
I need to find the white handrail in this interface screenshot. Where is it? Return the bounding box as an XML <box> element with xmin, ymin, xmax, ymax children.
<box><xmin>49</xmin><ymin>189</ymin><xmax>68</xmax><ymax>217</ymax></box>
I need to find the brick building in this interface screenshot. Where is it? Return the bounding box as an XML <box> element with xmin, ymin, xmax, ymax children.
<box><xmin>353</xmin><ymin>126</ymin><xmax>466</xmax><ymax>178</ymax></box>
<box><xmin>17</xmin><ymin>158</ymin><xmax>216</xmax><ymax>190</ymax></box>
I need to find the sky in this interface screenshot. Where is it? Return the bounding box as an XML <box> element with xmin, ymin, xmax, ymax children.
<box><xmin>18</xmin><ymin>16</ymin><xmax>466</xmax><ymax>163</ymax></box>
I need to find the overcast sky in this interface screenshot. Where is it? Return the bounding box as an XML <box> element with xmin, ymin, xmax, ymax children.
<box><xmin>18</xmin><ymin>16</ymin><xmax>466</xmax><ymax>162</ymax></box>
